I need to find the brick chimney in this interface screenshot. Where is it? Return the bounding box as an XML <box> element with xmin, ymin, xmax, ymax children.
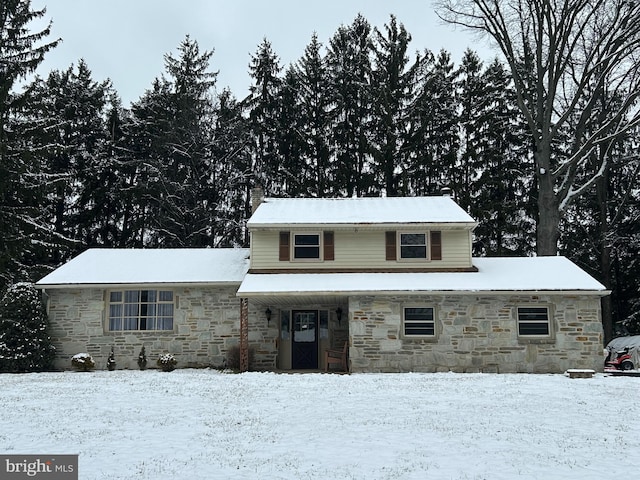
<box><xmin>251</xmin><ymin>186</ymin><xmax>265</xmax><ymax>214</ymax></box>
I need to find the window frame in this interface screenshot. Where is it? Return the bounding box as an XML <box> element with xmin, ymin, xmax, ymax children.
<box><xmin>403</xmin><ymin>306</ymin><xmax>437</xmax><ymax>339</ymax></box>
<box><xmin>291</xmin><ymin>231</ymin><xmax>322</xmax><ymax>262</ymax></box>
<box><xmin>397</xmin><ymin>231</ymin><xmax>429</xmax><ymax>262</ymax></box>
<box><xmin>516</xmin><ymin>305</ymin><xmax>552</xmax><ymax>339</ymax></box>
<box><xmin>107</xmin><ymin>289</ymin><xmax>175</xmax><ymax>332</ymax></box>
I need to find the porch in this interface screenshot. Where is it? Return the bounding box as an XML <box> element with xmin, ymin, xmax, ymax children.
<box><xmin>240</xmin><ymin>296</ymin><xmax>349</xmax><ymax>372</ymax></box>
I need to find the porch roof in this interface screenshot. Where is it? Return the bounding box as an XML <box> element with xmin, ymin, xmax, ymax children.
<box><xmin>36</xmin><ymin>248</ymin><xmax>250</xmax><ymax>288</ymax></box>
<box><xmin>237</xmin><ymin>256</ymin><xmax>608</xmax><ymax>298</ymax></box>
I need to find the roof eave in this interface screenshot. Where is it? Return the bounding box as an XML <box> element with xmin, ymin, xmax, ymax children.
<box><xmin>36</xmin><ymin>281</ymin><xmax>243</xmax><ymax>290</ymax></box>
<box><xmin>247</xmin><ymin>221</ymin><xmax>478</xmax><ymax>230</ymax></box>
<box><xmin>237</xmin><ymin>289</ymin><xmax>611</xmax><ymax>298</ymax></box>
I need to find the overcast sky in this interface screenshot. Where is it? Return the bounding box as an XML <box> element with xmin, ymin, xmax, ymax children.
<box><xmin>29</xmin><ymin>0</ymin><xmax>497</xmax><ymax>106</ymax></box>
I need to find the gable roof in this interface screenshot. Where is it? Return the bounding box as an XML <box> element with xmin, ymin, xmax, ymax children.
<box><xmin>237</xmin><ymin>256</ymin><xmax>608</xmax><ymax>297</ymax></box>
<box><xmin>247</xmin><ymin>196</ymin><xmax>477</xmax><ymax>228</ymax></box>
<box><xmin>36</xmin><ymin>248</ymin><xmax>250</xmax><ymax>288</ymax></box>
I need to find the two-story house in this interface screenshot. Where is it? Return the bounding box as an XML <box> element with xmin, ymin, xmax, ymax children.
<box><xmin>36</xmin><ymin>192</ymin><xmax>608</xmax><ymax>373</ymax></box>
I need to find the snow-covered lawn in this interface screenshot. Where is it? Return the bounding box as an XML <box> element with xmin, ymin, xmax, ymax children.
<box><xmin>1</xmin><ymin>370</ymin><xmax>638</xmax><ymax>479</ymax></box>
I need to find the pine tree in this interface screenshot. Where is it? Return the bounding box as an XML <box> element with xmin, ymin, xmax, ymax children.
<box><xmin>326</xmin><ymin>14</ymin><xmax>375</xmax><ymax>197</ymax></box>
<box><xmin>295</xmin><ymin>33</ymin><xmax>332</xmax><ymax>197</ymax></box>
<box><xmin>407</xmin><ymin>50</ymin><xmax>459</xmax><ymax>195</ymax></box>
<box><xmin>129</xmin><ymin>36</ymin><xmax>219</xmax><ymax>247</ymax></box>
<box><xmin>0</xmin><ymin>0</ymin><xmax>59</xmax><ymax>289</ymax></box>
<box><xmin>19</xmin><ymin>60</ymin><xmax>112</xmax><ymax>271</ymax></box>
<box><xmin>246</xmin><ymin>38</ymin><xmax>282</xmax><ymax>194</ymax></box>
<box><xmin>371</xmin><ymin>15</ymin><xmax>422</xmax><ymax>196</ymax></box>
<box><xmin>0</xmin><ymin>282</ymin><xmax>55</xmax><ymax>372</ymax></box>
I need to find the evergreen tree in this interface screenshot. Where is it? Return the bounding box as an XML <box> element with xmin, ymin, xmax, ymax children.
<box><xmin>407</xmin><ymin>50</ymin><xmax>459</xmax><ymax>195</ymax></box>
<box><xmin>0</xmin><ymin>0</ymin><xmax>59</xmax><ymax>289</ymax></box>
<box><xmin>129</xmin><ymin>36</ymin><xmax>219</xmax><ymax>247</ymax></box>
<box><xmin>246</xmin><ymin>38</ymin><xmax>282</xmax><ymax>194</ymax></box>
<box><xmin>0</xmin><ymin>282</ymin><xmax>55</xmax><ymax>372</ymax></box>
<box><xmin>459</xmin><ymin>57</ymin><xmax>535</xmax><ymax>256</ymax></box>
<box><xmin>211</xmin><ymin>88</ymin><xmax>252</xmax><ymax>246</ymax></box>
<box><xmin>295</xmin><ymin>33</ymin><xmax>332</xmax><ymax>197</ymax></box>
<box><xmin>326</xmin><ymin>14</ymin><xmax>375</xmax><ymax>197</ymax></box>
<box><xmin>21</xmin><ymin>60</ymin><xmax>111</xmax><ymax>268</ymax></box>
<box><xmin>371</xmin><ymin>15</ymin><xmax>422</xmax><ymax>196</ymax></box>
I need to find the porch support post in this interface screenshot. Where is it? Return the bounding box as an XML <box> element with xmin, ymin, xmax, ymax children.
<box><xmin>240</xmin><ymin>297</ymin><xmax>249</xmax><ymax>372</ymax></box>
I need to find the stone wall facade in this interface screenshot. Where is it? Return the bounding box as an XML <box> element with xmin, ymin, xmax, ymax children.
<box><xmin>348</xmin><ymin>294</ymin><xmax>603</xmax><ymax>373</ymax></box>
<box><xmin>45</xmin><ymin>286</ymin><xmax>277</xmax><ymax>371</ymax></box>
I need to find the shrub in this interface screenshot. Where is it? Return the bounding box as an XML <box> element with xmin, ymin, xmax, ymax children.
<box><xmin>0</xmin><ymin>282</ymin><xmax>55</xmax><ymax>372</ymax></box>
<box><xmin>137</xmin><ymin>346</ymin><xmax>147</xmax><ymax>370</ymax></box>
<box><xmin>157</xmin><ymin>353</ymin><xmax>177</xmax><ymax>372</ymax></box>
<box><xmin>107</xmin><ymin>346</ymin><xmax>116</xmax><ymax>371</ymax></box>
<box><xmin>225</xmin><ymin>345</ymin><xmax>255</xmax><ymax>370</ymax></box>
<box><xmin>71</xmin><ymin>353</ymin><xmax>95</xmax><ymax>372</ymax></box>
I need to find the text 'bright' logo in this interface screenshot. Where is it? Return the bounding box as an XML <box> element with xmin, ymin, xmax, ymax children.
<box><xmin>1</xmin><ymin>455</ymin><xmax>77</xmax><ymax>479</ymax></box>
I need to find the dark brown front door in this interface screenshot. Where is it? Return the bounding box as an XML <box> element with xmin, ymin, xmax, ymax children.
<box><xmin>292</xmin><ymin>310</ymin><xmax>318</xmax><ymax>369</ymax></box>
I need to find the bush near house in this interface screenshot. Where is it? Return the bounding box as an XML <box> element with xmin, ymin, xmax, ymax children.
<box><xmin>157</xmin><ymin>353</ymin><xmax>177</xmax><ymax>372</ymax></box>
<box><xmin>71</xmin><ymin>353</ymin><xmax>95</xmax><ymax>372</ymax></box>
<box><xmin>0</xmin><ymin>283</ymin><xmax>55</xmax><ymax>373</ymax></box>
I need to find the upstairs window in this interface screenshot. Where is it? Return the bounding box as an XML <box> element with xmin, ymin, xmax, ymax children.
<box><xmin>517</xmin><ymin>306</ymin><xmax>550</xmax><ymax>336</ymax></box>
<box><xmin>386</xmin><ymin>231</ymin><xmax>442</xmax><ymax>262</ymax></box>
<box><xmin>293</xmin><ymin>233</ymin><xmax>321</xmax><ymax>260</ymax></box>
<box><xmin>399</xmin><ymin>233</ymin><xmax>427</xmax><ymax>259</ymax></box>
<box><xmin>108</xmin><ymin>290</ymin><xmax>174</xmax><ymax>331</ymax></box>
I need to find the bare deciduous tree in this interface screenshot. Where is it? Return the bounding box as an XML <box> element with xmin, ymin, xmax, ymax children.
<box><xmin>436</xmin><ymin>0</ymin><xmax>640</xmax><ymax>255</ymax></box>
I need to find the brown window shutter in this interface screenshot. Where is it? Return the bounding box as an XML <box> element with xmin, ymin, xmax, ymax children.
<box><xmin>430</xmin><ymin>231</ymin><xmax>442</xmax><ymax>260</ymax></box>
<box><xmin>323</xmin><ymin>231</ymin><xmax>334</xmax><ymax>261</ymax></box>
<box><xmin>279</xmin><ymin>232</ymin><xmax>290</xmax><ymax>261</ymax></box>
<box><xmin>385</xmin><ymin>231</ymin><xmax>396</xmax><ymax>261</ymax></box>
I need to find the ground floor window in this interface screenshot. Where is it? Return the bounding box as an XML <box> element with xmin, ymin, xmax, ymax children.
<box><xmin>108</xmin><ymin>290</ymin><xmax>174</xmax><ymax>331</ymax></box>
<box><xmin>517</xmin><ymin>306</ymin><xmax>550</xmax><ymax>336</ymax></box>
<box><xmin>403</xmin><ymin>307</ymin><xmax>435</xmax><ymax>337</ymax></box>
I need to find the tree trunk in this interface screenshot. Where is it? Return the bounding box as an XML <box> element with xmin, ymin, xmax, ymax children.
<box><xmin>597</xmin><ymin>173</ymin><xmax>613</xmax><ymax>344</ymax></box>
<box><xmin>535</xmin><ymin>142</ymin><xmax>560</xmax><ymax>256</ymax></box>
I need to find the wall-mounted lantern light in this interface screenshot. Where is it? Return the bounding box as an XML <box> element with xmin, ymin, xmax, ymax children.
<box><xmin>336</xmin><ymin>307</ymin><xmax>343</xmax><ymax>324</ymax></box>
<box><xmin>265</xmin><ymin>307</ymin><xmax>272</xmax><ymax>324</ymax></box>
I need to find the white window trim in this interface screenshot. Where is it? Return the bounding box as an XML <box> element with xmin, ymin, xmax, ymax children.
<box><xmin>397</xmin><ymin>231</ymin><xmax>429</xmax><ymax>262</ymax></box>
<box><xmin>516</xmin><ymin>305</ymin><xmax>553</xmax><ymax>338</ymax></box>
<box><xmin>291</xmin><ymin>231</ymin><xmax>323</xmax><ymax>262</ymax></box>
<box><xmin>107</xmin><ymin>288</ymin><xmax>175</xmax><ymax>332</ymax></box>
<box><xmin>402</xmin><ymin>306</ymin><xmax>437</xmax><ymax>339</ymax></box>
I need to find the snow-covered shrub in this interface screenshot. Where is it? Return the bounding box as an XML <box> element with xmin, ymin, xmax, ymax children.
<box><xmin>0</xmin><ymin>282</ymin><xmax>55</xmax><ymax>373</ymax></box>
<box><xmin>137</xmin><ymin>346</ymin><xmax>147</xmax><ymax>370</ymax></box>
<box><xmin>157</xmin><ymin>353</ymin><xmax>177</xmax><ymax>372</ymax></box>
<box><xmin>71</xmin><ymin>353</ymin><xmax>95</xmax><ymax>372</ymax></box>
<box><xmin>107</xmin><ymin>346</ymin><xmax>116</xmax><ymax>371</ymax></box>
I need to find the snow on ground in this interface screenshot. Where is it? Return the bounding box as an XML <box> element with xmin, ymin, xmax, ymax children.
<box><xmin>0</xmin><ymin>370</ymin><xmax>638</xmax><ymax>479</ymax></box>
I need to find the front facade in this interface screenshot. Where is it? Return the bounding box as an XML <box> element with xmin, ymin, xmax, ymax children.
<box><xmin>37</xmin><ymin>194</ymin><xmax>608</xmax><ymax>373</ymax></box>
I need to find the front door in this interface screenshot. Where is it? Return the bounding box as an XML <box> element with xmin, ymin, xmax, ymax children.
<box><xmin>292</xmin><ymin>310</ymin><xmax>318</xmax><ymax>369</ymax></box>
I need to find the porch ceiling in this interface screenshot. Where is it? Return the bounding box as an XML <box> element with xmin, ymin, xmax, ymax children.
<box><xmin>243</xmin><ymin>295</ymin><xmax>347</xmax><ymax>308</ymax></box>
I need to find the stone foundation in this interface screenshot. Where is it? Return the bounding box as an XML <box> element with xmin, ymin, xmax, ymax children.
<box><xmin>348</xmin><ymin>294</ymin><xmax>603</xmax><ymax>373</ymax></box>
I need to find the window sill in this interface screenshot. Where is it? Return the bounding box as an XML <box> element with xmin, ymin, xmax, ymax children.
<box><xmin>517</xmin><ymin>337</ymin><xmax>556</xmax><ymax>345</ymax></box>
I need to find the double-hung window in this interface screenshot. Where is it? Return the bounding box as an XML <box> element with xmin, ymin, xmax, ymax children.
<box><xmin>403</xmin><ymin>307</ymin><xmax>436</xmax><ymax>337</ymax></box>
<box><xmin>399</xmin><ymin>233</ymin><xmax>427</xmax><ymax>260</ymax></box>
<box><xmin>108</xmin><ymin>290</ymin><xmax>174</xmax><ymax>331</ymax></box>
<box><xmin>517</xmin><ymin>306</ymin><xmax>550</xmax><ymax>337</ymax></box>
<box><xmin>293</xmin><ymin>233</ymin><xmax>321</xmax><ymax>260</ymax></box>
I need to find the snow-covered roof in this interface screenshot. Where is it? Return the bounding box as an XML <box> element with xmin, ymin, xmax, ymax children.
<box><xmin>247</xmin><ymin>196</ymin><xmax>477</xmax><ymax>228</ymax></box>
<box><xmin>237</xmin><ymin>257</ymin><xmax>608</xmax><ymax>296</ymax></box>
<box><xmin>36</xmin><ymin>248</ymin><xmax>250</xmax><ymax>288</ymax></box>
